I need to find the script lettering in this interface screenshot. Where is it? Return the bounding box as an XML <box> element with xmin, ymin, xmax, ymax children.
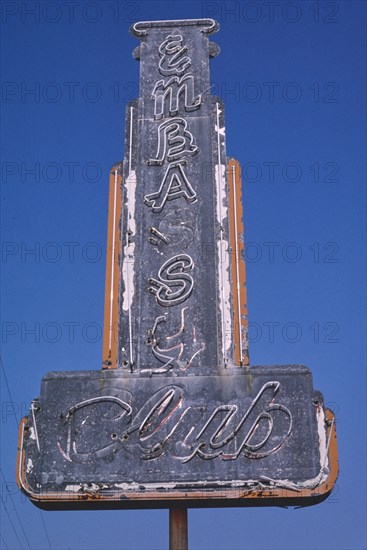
<box><xmin>148</xmin><ymin>254</ymin><xmax>194</xmax><ymax>306</ymax></box>
<box><xmin>148</xmin><ymin>117</ymin><xmax>198</xmax><ymax>165</ymax></box>
<box><xmin>144</xmin><ymin>162</ymin><xmax>197</xmax><ymax>212</ymax></box>
<box><xmin>152</xmin><ymin>75</ymin><xmax>202</xmax><ymax>119</ymax></box>
<box><xmin>56</xmin><ymin>383</ymin><xmax>292</xmax><ymax>463</ymax></box>
<box><xmin>158</xmin><ymin>34</ymin><xmax>191</xmax><ymax>76</ymax></box>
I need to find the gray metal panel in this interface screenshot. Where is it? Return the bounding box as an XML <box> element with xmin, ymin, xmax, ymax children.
<box><xmin>118</xmin><ymin>19</ymin><xmax>232</xmax><ymax>374</ymax></box>
<box><xmin>20</xmin><ymin>366</ymin><xmax>329</xmax><ymax>500</ymax></box>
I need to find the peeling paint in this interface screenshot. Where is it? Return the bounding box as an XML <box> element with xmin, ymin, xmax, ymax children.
<box><xmin>26</xmin><ymin>459</ymin><xmax>33</xmax><ymax>474</ymax></box>
<box><xmin>122</xmin><ymin>170</ymin><xmax>136</xmax><ymax>314</ymax></box>
<box><xmin>65</xmin><ymin>484</ymin><xmax>82</xmax><ymax>493</ymax></box>
<box><xmin>215</xmin><ymin>161</ymin><xmax>232</xmax><ymax>358</ymax></box>
<box><xmin>122</xmin><ymin>168</ymin><xmax>137</xmax><ymax>367</ymax></box>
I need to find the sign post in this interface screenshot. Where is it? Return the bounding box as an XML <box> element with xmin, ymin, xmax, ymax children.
<box><xmin>17</xmin><ymin>19</ymin><xmax>338</xmax><ymax>524</ymax></box>
<box><xmin>169</xmin><ymin>508</ymin><xmax>188</xmax><ymax>550</ymax></box>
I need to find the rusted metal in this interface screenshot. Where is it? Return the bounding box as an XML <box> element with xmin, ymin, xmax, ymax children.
<box><xmin>16</xmin><ymin>366</ymin><xmax>338</xmax><ymax>509</ymax></box>
<box><xmin>228</xmin><ymin>159</ymin><xmax>249</xmax><ymax>366</ymax></box>
<box><xmin>169</xmin><ymin>508</ymin><xmax>188</xmax><ymax>550</ymax></box>
<box><xmin>16</xmin><ymin>405</ymin><xmax>338</xmax><ymax>508</ymax></box>
<box><xmin>102</xmin><ymin>164</ymin><xmax>123</xmax><ymax>370</ymax></box>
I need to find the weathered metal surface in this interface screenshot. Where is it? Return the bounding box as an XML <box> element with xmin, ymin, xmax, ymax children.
<box><xmin>228</xmin><ymin>159</ymin><xmax>249</xmax><ymax>366</ymax></box>
<box><xmin>118</xmin><ymin>18</ymin><xmax>245</xmax><ymax>374</ymax></box>
<box><xmin>102</xmin><ymin>164</ymin><xmax>123</xmax><ymax>369</ymax></box>
<box><xmin>16</xmin><ymin>18</ymin><xmax>338</xmax><ymax>509</ymax></box>
<box><xmin>17</xmin><ymin>366</ymin><xmax>337</xmax><ymax>508</ymax></box>
<box><xmin>169</xmin><ymin>508</ymin><xmax>188</xmax><ymax>550</ymax></box>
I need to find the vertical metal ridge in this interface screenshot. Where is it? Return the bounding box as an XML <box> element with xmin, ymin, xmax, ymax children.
<box><xmin>228</xmin><ymin>158</ymin><xmax>249</xmax><ymax>366</ymax></box>
<box><xmin>102</xmin><ymin>164</ymin><xmax>123</xmax><ymax>369</ymax></box>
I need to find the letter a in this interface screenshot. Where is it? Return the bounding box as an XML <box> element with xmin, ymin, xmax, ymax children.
<box><xmin>144</xmin><ymin>162</ymin><xmax>197</xmax><ymax>213</ymax></box>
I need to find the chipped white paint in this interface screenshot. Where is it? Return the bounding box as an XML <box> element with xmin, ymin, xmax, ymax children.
<box><xmin>216</xmin><ymin>234</ymin><xmax>231</xmax><ymax>356</ymax></box>
<box><xmin>26</xmin><ymin>459</ymin><xmax>33</xmax><ymax>474</ymax></box>
<box><xmin>112</xmin><ymin>476</ymin><xmax>316</xmax><ymax>492</ymax></box>
<box><xmin>215</xmin><ymin>102</ymin><xmax>232</xmax><ymax>362</ymax></box>
<box><xmin>65</xmin><ymin>484</ymin><xmax>81</xmax><ymax>493</ymax></box>
<box><xmin>114</xmin><ymin>481</ymin><xmax>186</xmax><ymax>491</ymax></box>
<box><xmin>317</xmin><ymin>404</ymin><xmax>328</xmax><ymax>468</ymax></box>
<box><xmin>65</xmin><ymin>483</ymin><xmax>109</xmax><ymax>493</ymax></box>
<box><xmin>261</xmin><ymin>407</ymin><xmax>332</xmax><ymax>491</ymax></box>
<box><xmin>114</xmin><ymin>482</ymin><xmax>141</xmax><ymax>491</ymax></box>
<box><xmin>128</xmin><ymin>106</ymin><xmax>134</xmax><ymax>173</ymax></box>
<box><xmin>30</xmin><ymin>402</ymin><xmax>40</xmax><ymax>452</ymax></box>
<box><xmin>18</xmin><ymin>409</ymin><xmax>333</xmax><ymax>499</ymax></box>
<box><xmin>28</xmin><ymin>427</ymin><xmax>36</xmax><ymax>440</ymax></box>
<box><xmin>122</xmin><ymin>169</ymin><xmax>137</xmax><ymax>367</ymax></box>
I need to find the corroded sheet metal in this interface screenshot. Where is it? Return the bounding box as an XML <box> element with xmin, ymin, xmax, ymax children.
<box><xmin>17</xmin><ymin>366</ymin><xmax>337</xmax><ymax>508</ymax></box>
<box><xmin>228</xmin><ymin>159</ymin><xmax>249</xmax><ymax>366</ymax></box>
<box><xmin>118</xmin><ymin>18</ymin><xmax>243</xmax><ymax>374</ymax></box>
<box><xmin>102</xmin><ymin>164</ymin><xmax>123</xmax><ymax>369</ymax></box>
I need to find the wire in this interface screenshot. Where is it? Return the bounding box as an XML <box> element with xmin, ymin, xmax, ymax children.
<box><xmin>38</xmin><ymin>510</ymin><xmax>52</xmax><ymax>550</ymax></box>
<box><xmin>0</xmin><ymin>468</ymin><xmax>31</xmax><ymax>550</ymax></box>
<box><xmin>0</xmin><ymin>356</ymin><xmax>52</xmax><ymax>549</ymax></box>
<box><xmin>0</xmin><ymin>356</ymin><xmax>19</xmax><ymax>427</ymax></box>
<box><xmin>1</xmin><ymin>498</ymin><xmax>24</xmax><ymax>550</ymax></box>
<box><xmin>1</xmin><ymin>533</ymin><xmax>10</xmax><ymax>550</ymax></box>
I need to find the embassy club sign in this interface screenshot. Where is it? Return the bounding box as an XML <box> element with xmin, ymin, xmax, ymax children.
<box><xmin>17</xmin><ymin>19</ymin><xmax>338</xmax><ymax>509</ymax></box>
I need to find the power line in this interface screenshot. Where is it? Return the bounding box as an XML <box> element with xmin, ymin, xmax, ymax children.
<box><xmin>0</xmin><ymin>356</ymin><xmax>52</xmax><ymax>550</ymax></box>
<box><xmin>1</xmin><ymin>533</ymin><xmax>10</xmax><ymax>550</ymax></box>
<box><xmin>0</xmin><ymin>468</ymin><xmax>31</xmax><ymax>550</ymax></box>
<box><xmin>0</xmin><ymin>355</ymin><xmax>28</xmax><ymax>550</ymax></box>
<box><xmin>0</xmin><ymin>355</ymin><xmax>19</xmax><ymax>427</ymax></box>
<box><xmin>1</xmin><ymin>498</ymin><xmax>24</xmax><ymax>550</ymax></box>
<box><xmin>39</xmin><ymin>510</ymin><xmax>52</xmax><ymax>550</ymax></box>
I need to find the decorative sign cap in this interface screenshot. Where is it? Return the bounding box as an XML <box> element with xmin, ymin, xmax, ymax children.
<box><xmin>130</xmin><ymin>19</ymin><xmax>219</xmax><ymax>36</ymax></box>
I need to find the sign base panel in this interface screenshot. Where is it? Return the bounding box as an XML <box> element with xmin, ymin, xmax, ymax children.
<box><xmin>17</xmin><ymin>365</ymin><xmax>338</xmax><ymax>509</ymax></box>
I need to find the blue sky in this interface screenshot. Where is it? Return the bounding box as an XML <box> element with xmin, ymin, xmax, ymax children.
<box><xmin>1</xmin><ymin>1</ymin><xmax>366</xmax><ymax>549</ymax></box>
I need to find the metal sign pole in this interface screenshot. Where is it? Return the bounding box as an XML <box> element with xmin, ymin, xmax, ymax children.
<box><xmin>169</xmin><ymin>508</ymin><xmax>188</xmax><ymax>550</ymax></box>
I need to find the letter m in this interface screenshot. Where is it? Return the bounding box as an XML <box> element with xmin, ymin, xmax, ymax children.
<box><xmin>152</xmin><ymin>75</ymin><xmax>202</xmax><ymax>120</ymax></box>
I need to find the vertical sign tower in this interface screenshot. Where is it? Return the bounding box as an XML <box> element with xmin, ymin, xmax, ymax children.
<box><xmin>103</xmin><ymin>19</ymin><xmax>249</xmax><ymax>375</ymax></box>
<box><xmin>17</xmin><ymin>19</ymin><xmax>338</xmax><ymax>509</ymax></box>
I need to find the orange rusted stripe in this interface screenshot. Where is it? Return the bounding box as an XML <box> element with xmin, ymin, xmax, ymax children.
<box><xmin>228</xmin><ymin>158</ymin><xmax>249</xmax><ymax>366</ymax></box>
<box><xmin>102</xmin><ymin>163</ymin><xmax>123</xmax><ymax>369</ymax></box>
<box><xmin>16</xmin><ymin>417</ymin><xmax>27</xmax><ymax>492</ymax></box>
